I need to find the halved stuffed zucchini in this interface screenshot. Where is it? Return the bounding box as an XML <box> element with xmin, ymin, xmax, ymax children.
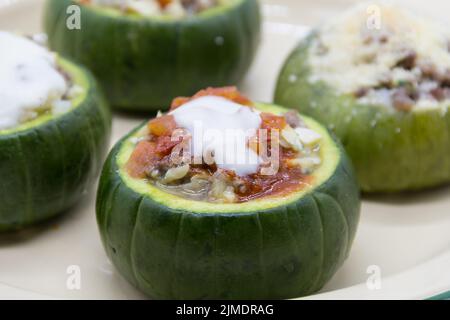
<box><xmin>44</xmin><ymin>0</ymin><xmax>261</xmax><ymax>111</ymax></box>
<box><xmin>0</xmin><ymin>32</ymin><xmax>111</xmax><ymax>231</ymax></box>
<box><xmin>275</xmin><ymin>3</ymin><xmax>450</xmax><ymax>192</ymax></box>
<box><xmin>96</xmin><ymin>87</ymin><xmax>360</xmax><ymax>299</ymax></box>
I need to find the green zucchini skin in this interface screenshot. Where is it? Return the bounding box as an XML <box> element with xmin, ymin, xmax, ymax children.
<box><xmin>0</xmin><ymin>59</ymin><xmax>111</xmax><ymax>232</ymax></box>
<box><xmin>44</xmin><ymin>0</ymin><xmax>261</xmax><ymax>112</ymax></box>
<box><xmin>96</xmin><ymin>112</ymin><xmax>360</xmax><ymax>299</ymax></box>
<box><xmin>274</xmin><ymin>35</ymin><xmax>450</xmax><ymax>193</ymax></box>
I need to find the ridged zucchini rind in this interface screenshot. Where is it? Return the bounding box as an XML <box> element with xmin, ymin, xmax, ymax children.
<box><xmin>275</xmin><ymin>34</ymin><xmax>450</xmax><ymax>193</ymax></box>
<box><xmin>96</xmin><ymin>103</ymin><xmax>360</xmax><ymax>299</ymax></box>
<box><xmin>0</xmin><ymin>58</ymin><xmax>111</xmax><ymax>231</ymax></box>
<box><xmin>44</xmin><ymin>0</ymin><xmax>261</xmax><ymax>112</ymax></box>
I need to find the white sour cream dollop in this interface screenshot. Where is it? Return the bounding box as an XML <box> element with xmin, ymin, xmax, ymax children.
<box><xmin>170</xmin><ymin>96</ymin><xmax>262</xmax><ymax>176</ymax></box>
<box><xmin>0</xmin><ymin>32</ymin><xmax>68</xmax><ymax>130</ymax></box>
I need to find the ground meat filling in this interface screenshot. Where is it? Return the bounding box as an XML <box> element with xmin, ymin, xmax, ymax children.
<box><xmin>80</xmin><ymin>0</ymin><xmax>220</xmax><ymax>17</ymax></box>
<box><xmin>126</xmin><ymin>87</ymin><xmax>323</xmax><ymax>204</ymax></box>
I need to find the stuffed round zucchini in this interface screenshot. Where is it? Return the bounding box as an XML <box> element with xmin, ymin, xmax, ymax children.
<box><xmin>0</xmin><ymin>32</ymin><xmax>111</xmax><ymax>231</ymax></box>
<box><xmin>96</xmin><ymin>87</ymin><xmax>360</xmax><ymax>299</ymax></box>
<box><xmin>275</xmin><ymin>3</ymin><xmax>450</xmax><ymax>192</ymax></box>
<box><xmin>44</xmin><ymin>0</ymin><xmax>261</xmax><ymax>112</ymax></box>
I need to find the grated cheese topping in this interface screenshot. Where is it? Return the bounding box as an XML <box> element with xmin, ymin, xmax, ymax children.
<box><xmin>308</xmin><ymin>2</ymin><xmax>450</xmax><ymax>111</ymax></box>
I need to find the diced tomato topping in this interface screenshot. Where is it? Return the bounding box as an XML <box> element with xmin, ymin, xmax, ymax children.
<box><xmin>250</xmin><ymin>114</ymin><xmax>286</xmax><ymax>157</ymax></box>
<box><xmin>157</xmin><ymin>0</ymin><xmax>172</xmax><ymax>8</ymax></box>
<box><xmin>148</xmin><ymin>115</ymin><xmax>177</xmax><ymax>137</ymax></box>
<box><xmin>237</xmin><ymin>168</ymin><xmax>310</xmax><ymax>202</ymax></box>
<box><xmin>154</xmin><ymin>135</ymin><xmax>181</xmax><ymax>157</ymax></box>
<box><xmin>248</xmin><ymin>134</ymin><xmax>260</xmax><ymax>154</ymax></box>
<box><xmin>170</xmin><ymin>86</ymin><xmax>253</xmax><ymax>111</ymax></box>
<box><xmin>126</xmin><ymin>136</ymin><xmax>183</xmax><ymax>178</ymax></box>
<box><xmin>249</xmin><ymin>114</ymin><xmax>286</xmax><ymax>157</ymax></box>
<box><xmin>260</xmin><ymin>112</ymin><xmax>287</xmax><ymax>131</ymax></box>
<box><xmin>193</xmin><ymin>87</ymin><xmax>253</xmax><ymax>106</ymax></box>
<box><xmin>126</xmin><ymin>141</ymin><xmax>159</xmax><ymax>178</ymax></box>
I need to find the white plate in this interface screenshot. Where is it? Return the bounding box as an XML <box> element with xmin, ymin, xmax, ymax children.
<box><xmin>0</xmin><ymin>0</ymin><xmax>449</xmax><ymax>300</ymax></box>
